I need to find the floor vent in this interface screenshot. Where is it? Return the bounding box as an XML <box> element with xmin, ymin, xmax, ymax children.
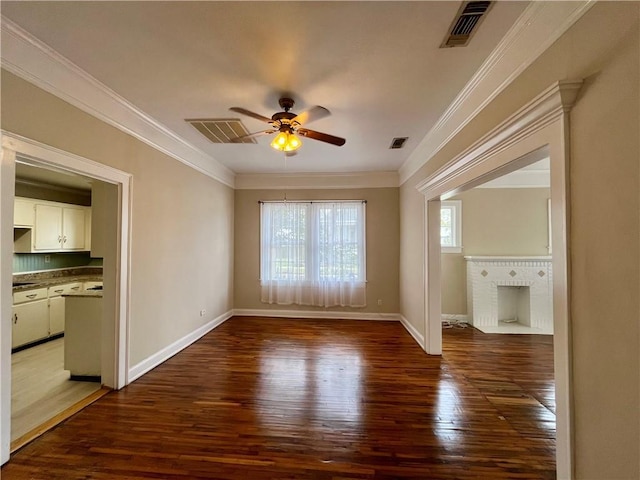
<box><xmin>186</xmin><ymin>118</ymin><xmax>256</xmax><ymax>144</ymax></box>
<box><xmin>441</xmin><ymin>1</ymin><xmax>493</xmax><ymax>48</ymax></box>
<box><xmin>390</xmin><ymin>137</ymin><xmax>408</xmax><ymax>149</ymax></box>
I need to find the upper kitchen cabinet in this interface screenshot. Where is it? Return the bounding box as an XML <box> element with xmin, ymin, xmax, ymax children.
<box><xmin>14</xmin><ymin>197</ymin><xmax>91</xmax><ymax>253</ymax></box>
<box><xmin>14</xmin><ymin>198</ymin><xmax>35</xmax><ymax>227</ymax></box>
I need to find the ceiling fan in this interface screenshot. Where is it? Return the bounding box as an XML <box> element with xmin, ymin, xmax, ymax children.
<box><xmin>229</xmin><ymin>97</ymin><xmax>346</xmax><ymax>153</ymax></box>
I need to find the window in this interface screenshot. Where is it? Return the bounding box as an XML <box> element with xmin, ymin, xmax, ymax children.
<box><xmin>260</xmin><ymin>201</ymin><xmax>366</xmax><ymax>307</ymax></box>
<box><xmin>441</xmin><ymin>200</ymin><xmax>462</xmax><ymax>253</ymax></box>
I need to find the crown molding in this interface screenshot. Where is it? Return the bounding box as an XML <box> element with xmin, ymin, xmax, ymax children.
<box><xmin>235</xmin><ymin>171</ymin><xmax>399</xmax><ymax>190</ymax></box>
<box><xmin>399</xmin><ymin>0</ymin><xmax>595</xmax><ymax>185</ymax></box>
<box><xmin>0</xmin><ymin>17</ymin><xmax>235</xmax><ymax>188</ymax></box>
<box><xmin>416</xmin><ymin>80</ymin><xmax>582</xmax><ymax>197</ymax></box>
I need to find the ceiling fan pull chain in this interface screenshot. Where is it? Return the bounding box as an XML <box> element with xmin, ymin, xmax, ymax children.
<box><xmin>283</xmin><ymin>151</ymin><xmax>288</xmax><ymax>202</ymax></box>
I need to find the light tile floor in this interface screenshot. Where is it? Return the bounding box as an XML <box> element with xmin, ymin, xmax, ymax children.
<box><xmin>11</xmin><ymin>338</ymin><xmax>101</xmax><ymax>441</ymax></box>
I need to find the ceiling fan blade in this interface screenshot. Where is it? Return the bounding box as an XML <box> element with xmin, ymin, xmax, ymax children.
<box><xmin>229</xmin><ymin>107</ymin><xmax>273</xmax><ymax>124</ymax></box>
<box><xmin>292</xmin><ymin>106</ymin><xmax>330</xmax><ymax>125</ymax></box>
<box><xmin>297</xmin><ymin>128</ymin><xmax>346</xmax><ymax>146</ymax></box>
<box><xmin>230</xmin><ymin>130</ymin><xmax>274</xmax><ymax>143</ymax></box>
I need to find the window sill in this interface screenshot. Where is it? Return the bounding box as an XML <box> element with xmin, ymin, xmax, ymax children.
<box><xmin>442</xmin><ymin>246</ymin><xmax>463</xmax><ymax>254</ymax></box>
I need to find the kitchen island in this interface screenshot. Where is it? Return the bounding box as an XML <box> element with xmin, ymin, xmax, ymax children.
<box><xmin>63</xmin><ymin>291</ymin><xmax>102</xmax><ymax>381</ymax></box>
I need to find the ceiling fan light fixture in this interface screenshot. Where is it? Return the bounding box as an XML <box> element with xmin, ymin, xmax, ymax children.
<box><xmin>271</xmin><ymin>131</ymin><xmax>302</xmax><ymax>152</ymax></box>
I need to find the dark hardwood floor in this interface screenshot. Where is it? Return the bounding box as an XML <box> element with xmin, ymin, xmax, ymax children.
<box><xmin>2</xmin><ymin>317</ymin><xmax>555</xmax><ymax>479</ymax></box>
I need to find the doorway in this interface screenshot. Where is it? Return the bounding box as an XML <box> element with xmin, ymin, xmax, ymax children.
<box><xmin>0</xmin><ymin>133</ymin><xmax>132</xmax><ymax>464</ymax></box>
<box><xmin>10</xmin><ymin>159</ymin><xmax>113</xmax><ymax>449</ymax></box>
<box><xmin>417</xmin><ymin>81</ymin><xmax>581</xmax><ymax>477</ymax></box>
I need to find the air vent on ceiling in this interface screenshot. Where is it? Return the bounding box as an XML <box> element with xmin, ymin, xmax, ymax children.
<box><xmin>390</xmin><ymin>137</ymin><xmax>408</xmax><ymax>149</ymax></box>
<box><xmin>186</xmin><ymin>118</ymin><xmax>256</xmax><ymax>144</ymax></box>
<box><xmin>440</xmin><ymin>1</ymin><xmax>493</xmax><ymax>48</ymax></box>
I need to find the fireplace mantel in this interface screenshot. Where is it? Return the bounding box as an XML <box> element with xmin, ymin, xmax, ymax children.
<box><xmin>465</xmin><ymin>256</ymin><xmax>553</xmax><ymax>334</ymax></box>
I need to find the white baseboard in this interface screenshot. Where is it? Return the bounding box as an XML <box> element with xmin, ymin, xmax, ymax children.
<box><xmin>442</xmin><ymin>314</ymin><xmax>469</xmax><ymax>323</ymax></box>
<box><xmin>128</xmin><ymin>309</ymin><xmax>233</xmax><ymax>383</ymax></box>
<box><xmin>233</xmin><ymin>308</ymin><xmax>400</xmax><ymax>321</ymax></box>
<box><xmin>399</xmin><ymin>315</ymin><xmax>425</xmax><ymax>350</ymax></box>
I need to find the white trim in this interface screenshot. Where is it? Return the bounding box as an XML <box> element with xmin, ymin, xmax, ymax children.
<box><xmin>0</xmin><ymin>147</ymin><xmax>16</xmax><ymax>465</ymax></box>
<box><xmin>416</xmin><ymin>81</ymin><xmax>582</xmax><ymax>198</ymax></box>
<box><xmin>233</xmin><ymin>308</ymin><xmax>400</xmax><ymax>322</ymax></box>
<box><xmin>0</xmin><ymin>17</ymin><xmax>235</xmax><ymax>189</ymax></box>
<box><xmin>235</xmin><ymin>171</ymin><xmax>399</xmax><ymax>190</ymax></box>
<box><xmin>399</xmin><ymin>1</ymin><xmax>594</xmax><ymax>185</ymax></box>
<box><xmin>416</xmin><ymin>81</ymin><xmax>581</xmax><ymax>479</ymax></box>
<box><xmin>128</xmin><ymin>310</ymin><xmax>234</xmax><ymax>383</ymax></box>
<box><xmin>399</xmin><ymin>315</ymin><xmax>425</xmax><ymax>350</ymax></box>
<box><xmin>425</xmin><ymin>199</ymin><xmax>442</xmax><ymax>355</ymax></box>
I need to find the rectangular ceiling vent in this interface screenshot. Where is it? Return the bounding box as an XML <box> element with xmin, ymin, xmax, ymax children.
<box><xmin>186</xmin><ymin>118</ymin><xmax>256</xmax><ymax>144</ymax></box>
<box><xmin>390</xmin><ymin>137</ymin><xmax>408</xmax><ymax>149</ymax></box>
<box><xmin>440</xmin><ymin>1</ymin><xmax>493</xmax><ymax>48</ymax></box>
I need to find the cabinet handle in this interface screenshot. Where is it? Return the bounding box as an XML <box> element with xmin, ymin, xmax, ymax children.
<box><xmin>58</xmin><ymin>235</ymin><xmax>62</xmax><ymax>243</ymax></box>
<box><xmin>71</xmin><ymin>286</ymin><xmax>80</xmax><ymax>291</ymax></box>
<box><xmin>26</xmin><ymin>293</ymin><xmax>37</xmax><ymax>299</ymax></box>
<box><xmin>54</xmin><ymin>289</ymin><xmax>64</xmax><ymax>293</ymax></box>
<box><xmin>14</xmin><ymin>314</ymin><xmax>18</xmax><ymax>324</ymax></box>
<box><xmin>63</xmin><ymin>236</ymin><xmax>67</xmax><ymax>243</ymax></box>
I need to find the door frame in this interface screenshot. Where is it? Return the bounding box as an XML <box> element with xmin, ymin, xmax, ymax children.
<box><xmin>0</xmin><ymin>131</ymin><xmax>132</xmax><ymax>464</ymax></box>
<box><xmin>416</xmin><ymin>80</ymin><xmax>582</xmax><ymax>479</ymax></box>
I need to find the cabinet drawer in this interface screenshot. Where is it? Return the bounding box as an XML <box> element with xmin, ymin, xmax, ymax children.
<box><xmin>48</xmin><ymin>282</ymin><xmax>83</xmax><ymax>297</ymax></box>
<box><xmin>13</xmin><ymin>287</ymin><xmax>48</xmax><ymax>304</ymax></box>
<box><xmin>84</xmin><ymin>281</ymin><xmax>103</xmax><ymax>291</ymax></box>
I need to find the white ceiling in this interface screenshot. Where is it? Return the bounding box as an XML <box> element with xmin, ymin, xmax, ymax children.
<box><xmin>1</xmin><ymin>1</ymin><xmax>529</xmax><ymax>175</ymax></box>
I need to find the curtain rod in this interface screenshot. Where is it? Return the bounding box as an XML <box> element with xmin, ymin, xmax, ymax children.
<box><xmin>258</xmin><ymin>200</ymin><xmax>367</xmax><ymax>204</ymax></box>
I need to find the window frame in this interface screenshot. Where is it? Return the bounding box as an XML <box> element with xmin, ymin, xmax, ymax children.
<box><xmin>440</xmin><ymin>200</ymin><xmax>462</xmax><ymax>254</ymax></box>
<box><xmin>259</xmin><ymin>200</ymin><xmax>367</xmax><ymax>283</ymax></box>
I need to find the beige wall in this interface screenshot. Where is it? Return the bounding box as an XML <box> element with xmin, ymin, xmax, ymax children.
<box><xmin>400</xmin><ymin>3</ymin><xmax>639</xmax><ymax>478</ymax></box>
<box><xmin>235</xmin><ymin>188</ymin><xmax>399</xmax><ymax>314</ymax></box>
<box><xmin>442</xmin><ymin>188</ymin><xmax>550</xmax><ymax>314</ymax></box>
<box><xmin>1</xmin><ymin>70</ymin><xmax>235</xmax><ymax>366</ymax></box>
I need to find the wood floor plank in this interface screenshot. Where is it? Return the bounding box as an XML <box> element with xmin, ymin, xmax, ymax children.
<box><xmin>2</xmin><ymin>317</ymin><xmax>555</xmax><ymax>479</ymax></box>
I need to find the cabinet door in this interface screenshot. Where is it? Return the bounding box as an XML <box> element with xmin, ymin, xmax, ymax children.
<box><xmin>34</xmin><ymin>204</ymin><xmax>62</xmax><ymax>250</ymax></box>
<box><xmin>62</xmin><ymin>207</ymin><xmax>86</xmax><ymax>250</ymax></box>
<box><xmin>49</xmin><ymin>296</ymin><xmax>65</xmax><ymax>335</ymax></box>
<box><xmin>12</xmin><ymin>299</ymin><xmax>50</xmax><ymax>348</ymax></box>
<box><xmin>14</xmin><ymin>198</ymin><xmax>35</xmax><ymax>227</ymax></box>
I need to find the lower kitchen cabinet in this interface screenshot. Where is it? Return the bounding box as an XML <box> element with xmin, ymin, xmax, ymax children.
<box><xmin>49</xmin><ymin>296</ymin><xmax>65</xmax><ymax>336</ymax></box>
<box><xmin>12</xmin><ymin>281</ymin><xmax>91</xmax><ymax>350</ymax></box>
<box><xmin>12</xmin><ymin>299</ymin><xmax>50</xmax><ymax>349</ymax></box>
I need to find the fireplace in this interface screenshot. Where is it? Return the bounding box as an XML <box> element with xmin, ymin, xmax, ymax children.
<box><xmin>465</xmin><ymin>256</ymin><xmax>553</xmax><ymax>334</ymax></box>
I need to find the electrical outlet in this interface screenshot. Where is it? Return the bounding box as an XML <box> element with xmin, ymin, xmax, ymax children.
<box><xmin>44</xmin><ymin>255</ymin><xmax>51</xmax><ymax>263</ymax></box>
<box><xmin>199</xmin><ymin>309</ymin><xmax>206</xmax><ymax>317</ymax></box>
<box><xmin>377</xmin><ymin>299</ymin><xmax>383</xmax><ymax>306</ymax></box>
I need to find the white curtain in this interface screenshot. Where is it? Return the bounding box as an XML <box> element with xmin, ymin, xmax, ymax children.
<box><xmin>260</xmin><ymin>201</ymin><xmax>366</xmax><ymax>307</ymax></box>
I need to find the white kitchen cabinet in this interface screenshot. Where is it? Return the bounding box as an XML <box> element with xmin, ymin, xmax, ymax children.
<box><xmin>83</xmin><ymin>281</ymin><xmax>103</xmax><ymax>291</ymax></box>
<box><xmin>47</xmin><ymin>282</ymin><xmax>83</xmax><ymax>336</ymax></box>
<box><xmin>34</xmin><ymin>204</ymin><xmax>63</xmax><ymax>250</ymax></box>
<box><xmin>14</xmin><ymin>198</ymin><xmax>91</xmax><ymax>253</ymax></box>
<box><xmin>14</xmin><ymin>198</ymin><xmax>35</xmax><ymax>227</ymax></box>
<box><xmin>49</xmin><ymin>296</ymin><xmax>65</xmax><ymax>336</ymax></box>
<box><xmin>12</xmin><ymin>299</ymin><xmax>50</xmax><ymax>349</ymax></box>
<box><xmin>34</xmin><ymin>204</ymin><xmax>86</xmax><ymax>251</ymax></box>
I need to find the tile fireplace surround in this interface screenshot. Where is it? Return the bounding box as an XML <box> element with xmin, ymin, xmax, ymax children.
<box><xmin>465</xmin><ymin>256</ymin><xmax>553</xmax><ymax>334</ymax></box>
